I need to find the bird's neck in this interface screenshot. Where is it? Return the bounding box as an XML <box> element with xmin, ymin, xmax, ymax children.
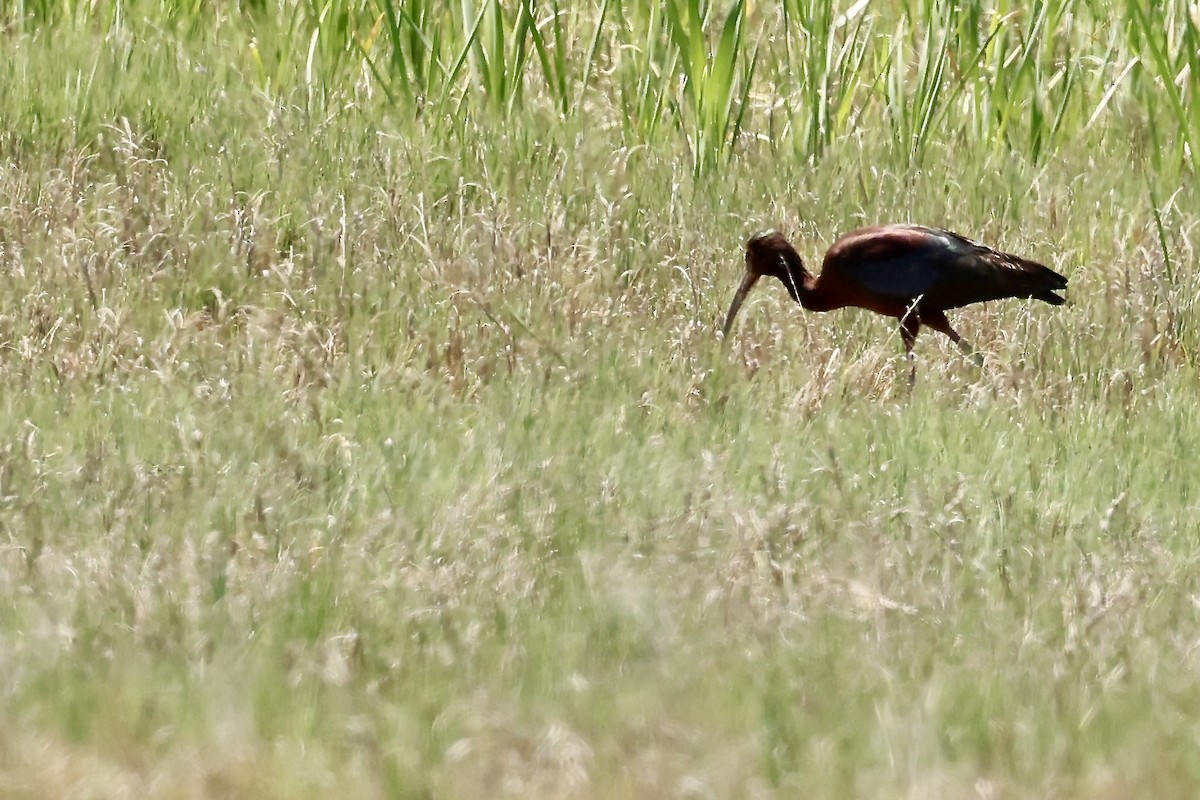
<box><xmin>776</xmin><ymin>247</ymin><xmax>835</xmax><ymax>312</ymax></box>
<box><xmin>790</xmin><ymin>272</ymin><xmax>836</xmax><ymax>312</ymax></box>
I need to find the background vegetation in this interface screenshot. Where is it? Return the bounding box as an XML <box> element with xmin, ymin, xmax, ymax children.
<box><xmin>1</xmin><ymin>0</ymin><xmax>1198</xmax><ymax>796</ymax></box>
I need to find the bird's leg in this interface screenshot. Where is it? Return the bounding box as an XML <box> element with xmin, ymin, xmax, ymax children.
<box><xmin>899</xmin><ymin>315</ymin><xmax>920</xmax><ymax>388</ymax></box>
<box><xmin>923</xmin><ymin>310</ymin><xmax>983</xmax><ymax>367</ymax></box>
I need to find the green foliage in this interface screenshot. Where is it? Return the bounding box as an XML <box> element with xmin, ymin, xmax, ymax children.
<box><xmin>662</xmin><ymin>0</ymin><xmax>759</xmax><ymax>174</ymax></box>
<box><xmin>14</xmin><ymin>0</ymin><xmax>1200</xmax><ymax>175</ymax></box>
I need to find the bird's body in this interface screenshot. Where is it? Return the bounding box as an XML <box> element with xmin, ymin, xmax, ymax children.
<box><xmin>722</xmin><ymin>225</ymin><xmax>1067</xmax><ymax>382</ymax></box>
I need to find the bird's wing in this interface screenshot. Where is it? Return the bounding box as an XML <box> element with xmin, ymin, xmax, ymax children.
<box><xmin>827</xmin><ymin>225</ymin><xmax>973</xmax><ymax>299</ymax></box>
<box><xmin>829</xmin><ymin>225</ymin><xmax>1065</xmax><ymax>309</ymax></box>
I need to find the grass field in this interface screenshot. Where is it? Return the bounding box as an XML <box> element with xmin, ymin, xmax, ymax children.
<box><xmin>2</xmin><ymin>1</ymin><xmax>1200</xmax><ymax>797</ymax></box>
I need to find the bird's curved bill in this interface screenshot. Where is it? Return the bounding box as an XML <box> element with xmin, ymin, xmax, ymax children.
<box><xmin>721</xmin><ymin>270</ymin><xmax>760</xmax><ymax>340</ymax></box>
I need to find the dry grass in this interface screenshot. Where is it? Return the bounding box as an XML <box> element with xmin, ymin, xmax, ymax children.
<box><xmin>2</xmin><ymin>3</ymin><xmax>1200</xmax><ymax>798</ymax></box>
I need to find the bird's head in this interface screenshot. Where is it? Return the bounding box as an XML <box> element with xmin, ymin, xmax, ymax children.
<box><xmin>721</xmin><ymin>230</ymin><xmax>808</xmax><ymax>339</ymax></box>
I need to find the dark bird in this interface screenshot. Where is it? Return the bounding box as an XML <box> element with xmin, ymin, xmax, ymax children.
<box><xmin>721</xmin><ymin>225</ymin><xmax>1067</xmax><ymax>384</ymax></box>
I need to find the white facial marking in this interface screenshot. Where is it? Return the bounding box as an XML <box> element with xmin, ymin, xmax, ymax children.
<box><xmin>749</xmin><ymin>229</ymin><xmax>777</xmax><ymax>243</ymax></box>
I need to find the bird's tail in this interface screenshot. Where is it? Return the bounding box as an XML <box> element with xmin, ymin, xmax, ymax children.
<box><xmin>1006</xmin><ymin>253</ymin><xmax>1068</xmax><ymax>305</ymax></box>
